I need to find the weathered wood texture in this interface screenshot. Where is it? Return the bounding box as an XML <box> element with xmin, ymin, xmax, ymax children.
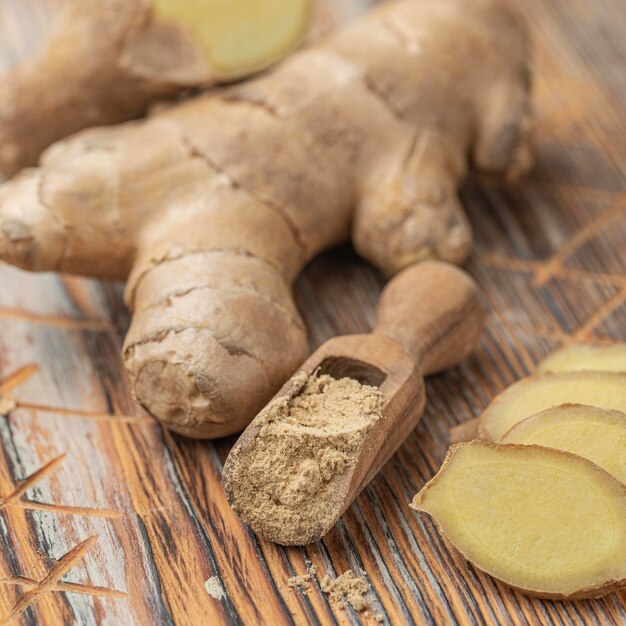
<box><xmin>0</xmin><ymin>0</ymin><xmax>624</xmax><ymax>624</ymax></box>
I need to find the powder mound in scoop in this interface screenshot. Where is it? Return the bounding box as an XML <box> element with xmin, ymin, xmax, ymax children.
<box><xmin>230</xmin><ymin>372</ymin><xmax>383</xmax><ymax>544</ymax></box>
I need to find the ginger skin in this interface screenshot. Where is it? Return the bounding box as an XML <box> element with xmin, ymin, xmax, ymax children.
<box><xmin>0</xmin><ymin>0</ymin><xmax>532</xmax><ymax>438</ymax></box>
<box><xmin>0</xmin><ymin>0</ymin><xmax>311</xmax><ymax>177</ymax></box>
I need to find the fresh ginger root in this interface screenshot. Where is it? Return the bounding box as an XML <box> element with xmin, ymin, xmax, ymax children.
<box><xmin>452</xmin><ymin>341</ymin><xmax>626</xmax><ymax>443</ymax></box>
<box><xmin>0</xmin><ymin>0</ymin><xmax>532</xmax><ymax>438</ymax></box>
<box><xmin>479</xmin><ymin>372</ymin><xmax>626</xmax><ymax>441</ymax></box>
<box><xmin>0</xmin><ymin>0</ymin><xmax>312</xmax><ymax>177</ymax></box>
<box><xmin>412</xmin><ymin>441</ymin><xmax>626</xmax><ymax>599</ymax></box>
<box><xmin>502</xmin><ymin>404</ymin><xmax>626</xmax><ymax>483</ymax></box>
<box><xmin>539</xmin><ymin>342</ymin><xmax>626</xmax><ymax>374</ymax></box>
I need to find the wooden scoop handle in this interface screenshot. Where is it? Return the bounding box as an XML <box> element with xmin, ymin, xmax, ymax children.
<box><xmin>373</xmin><ymin>261</ymin><xmax>483</xmax><ymax>376</ymax></box>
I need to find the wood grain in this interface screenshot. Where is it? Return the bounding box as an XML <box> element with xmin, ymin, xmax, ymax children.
<box><xmin>0</xmin><ymin>0</ymin><xmax>625</xmax><ymax>624</ymax></box>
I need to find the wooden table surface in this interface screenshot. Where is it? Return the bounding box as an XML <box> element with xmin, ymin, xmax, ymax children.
<box><xmin>0</xmin><ymin>0</ymin><xmax>625</xmax><ymax>624</ymax></box>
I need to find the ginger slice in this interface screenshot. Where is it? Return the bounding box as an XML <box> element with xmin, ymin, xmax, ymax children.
<box><xmin>502</xmin><ymin>404</ymin><xmax>626</xmax><ymax>483</ymax></box>
<box><xmin>539</xmin><ymin>342</ymin><xmax>626</xmax><ymax>374</ymax></box>
<box><xmin>478</xmin><ymin>372</ymin><xmax>626</xmax><ymax>441</ymax></box>
<box><xmin>153</xmin><ymin>0</ymin><xmax>312</xmax><ymax>78</ymax></box>
<box><xmin>411</xmin><ymin>441</ymin><xmax>626</xmax><ymax>599</ymax></box>
<box><xmin>449</xmin><ymin>418</ymin><xmax>480</xmax><ymax>443</ymax></box>
<box><xmin>450</xmin><ymin>342</ymin><xmax>626</xmax><ymax>444</ymax></box>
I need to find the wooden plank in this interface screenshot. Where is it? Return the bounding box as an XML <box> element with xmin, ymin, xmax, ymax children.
<box><xmin>0</xmin><ymin>0</ymin><xmax>625</xmax><ymax>624</ymax></box>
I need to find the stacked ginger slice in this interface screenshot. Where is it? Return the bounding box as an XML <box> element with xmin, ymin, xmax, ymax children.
<box><xmin>412</xmin><ymin>343</ymin><xmax>626</xmax><ymax>599</ymax></box>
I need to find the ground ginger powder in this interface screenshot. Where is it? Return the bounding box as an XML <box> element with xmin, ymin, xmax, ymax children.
<box><xmin>287</xmin><ymin>564</ymin><xmax>318</xmax><ymax>590</ymax></box>
<box><xmin>321</xmin><ymin>570</ymin><xmax>370</xmax><ymax>611</ymax></box>
<box><xmin>288</xmin><ymin>566</ymin><xmax>383</xmax><ymax>620</ymax></box>
<box><xmin>227</xmin><ymin>371</ymin><xmax>382</xmax><ymax>544</ymax></box>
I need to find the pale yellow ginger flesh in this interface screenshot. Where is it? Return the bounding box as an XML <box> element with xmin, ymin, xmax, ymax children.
<box><xmin>154</xmin><ymin>0</ymin><xmax>312</xmax><ymax>76</ymax></box>
<box><xmin>479</xmin><ymin>372</ymin><xmax>626</xmax><ymax>441</ymax></box>
<box><xmin>502</xmin><ymin>404</ymin><xmax>626</xmax><ymax>483</ymax></box>
<box><xmin>411</xmin><ymin>441</ymin><xmax>626</xmax><ymax>599</ymax></box>
<box><xmin>452</xmin><ymin>343</ymin><xmax>626</xmax><ymax>444</ymax></box>
<box><xmin>538</xmin><ymin>342</ymin><xmax>626</xmax><ymax>374</ymax></box>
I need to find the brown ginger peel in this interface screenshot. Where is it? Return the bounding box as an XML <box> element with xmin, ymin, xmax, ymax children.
<box><xmin>412</xmin><ymin>441</ymin><xmax>626</xmax><ymax>599</ymax></box>
<box><xmin>0</xmin><ymin>0</ymin><xmax>531</xmax><ymax>438</ymax></box>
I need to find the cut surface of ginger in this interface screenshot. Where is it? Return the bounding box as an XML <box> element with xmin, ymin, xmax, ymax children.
<box><xmin>479</xmin><ymin>371</ymin><xmax>626</xmax><ymax>441</ymax></box>
<box><xmin>154</xmin><ymin>0</ymin><xmax>312</xmax><ymax>77</ymax></box>
<box><xmin>502</xmin><ymin>404</ymin><xmax>626</xmax><ymax>483</ymax></box>
<box><xmin>411</xmin><ymin>441</ymin><xmax>626</xmax><ymax>599</ymax></box>
<box><xmin>539</xmin><ymin>342</ymin><xmax>626</xmax><ymax>374</ymax></box>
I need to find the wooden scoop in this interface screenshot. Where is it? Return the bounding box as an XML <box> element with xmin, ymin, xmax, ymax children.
<box><xmin>223</xmin><ymin>261</ymin><xmax>483</xmax><ymax>545</ymax></box>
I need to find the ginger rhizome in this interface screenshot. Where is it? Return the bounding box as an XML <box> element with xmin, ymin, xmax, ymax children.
<box><xmin>502</xmin><ymin>404</ymin><xmax>626</xmax><ymax>483</ymax></box>
<box><xmin>412</xmin><ymin>441</ymin><xmax>626</xmax><ymax>599</ymax></box>
<box><xmin>0</xmin><ymin>0</ymin><xmax>312</xmax><ymax>176</ymax></box>
<box><xmin>478</xmin><ymin>372</ymin><xmax>626</xmax><ymax>441</ymax></box>
<box><xmin>0</xmin><ymin>0</ymin><xmax>531</xmax><ymax>438</ymax></box>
